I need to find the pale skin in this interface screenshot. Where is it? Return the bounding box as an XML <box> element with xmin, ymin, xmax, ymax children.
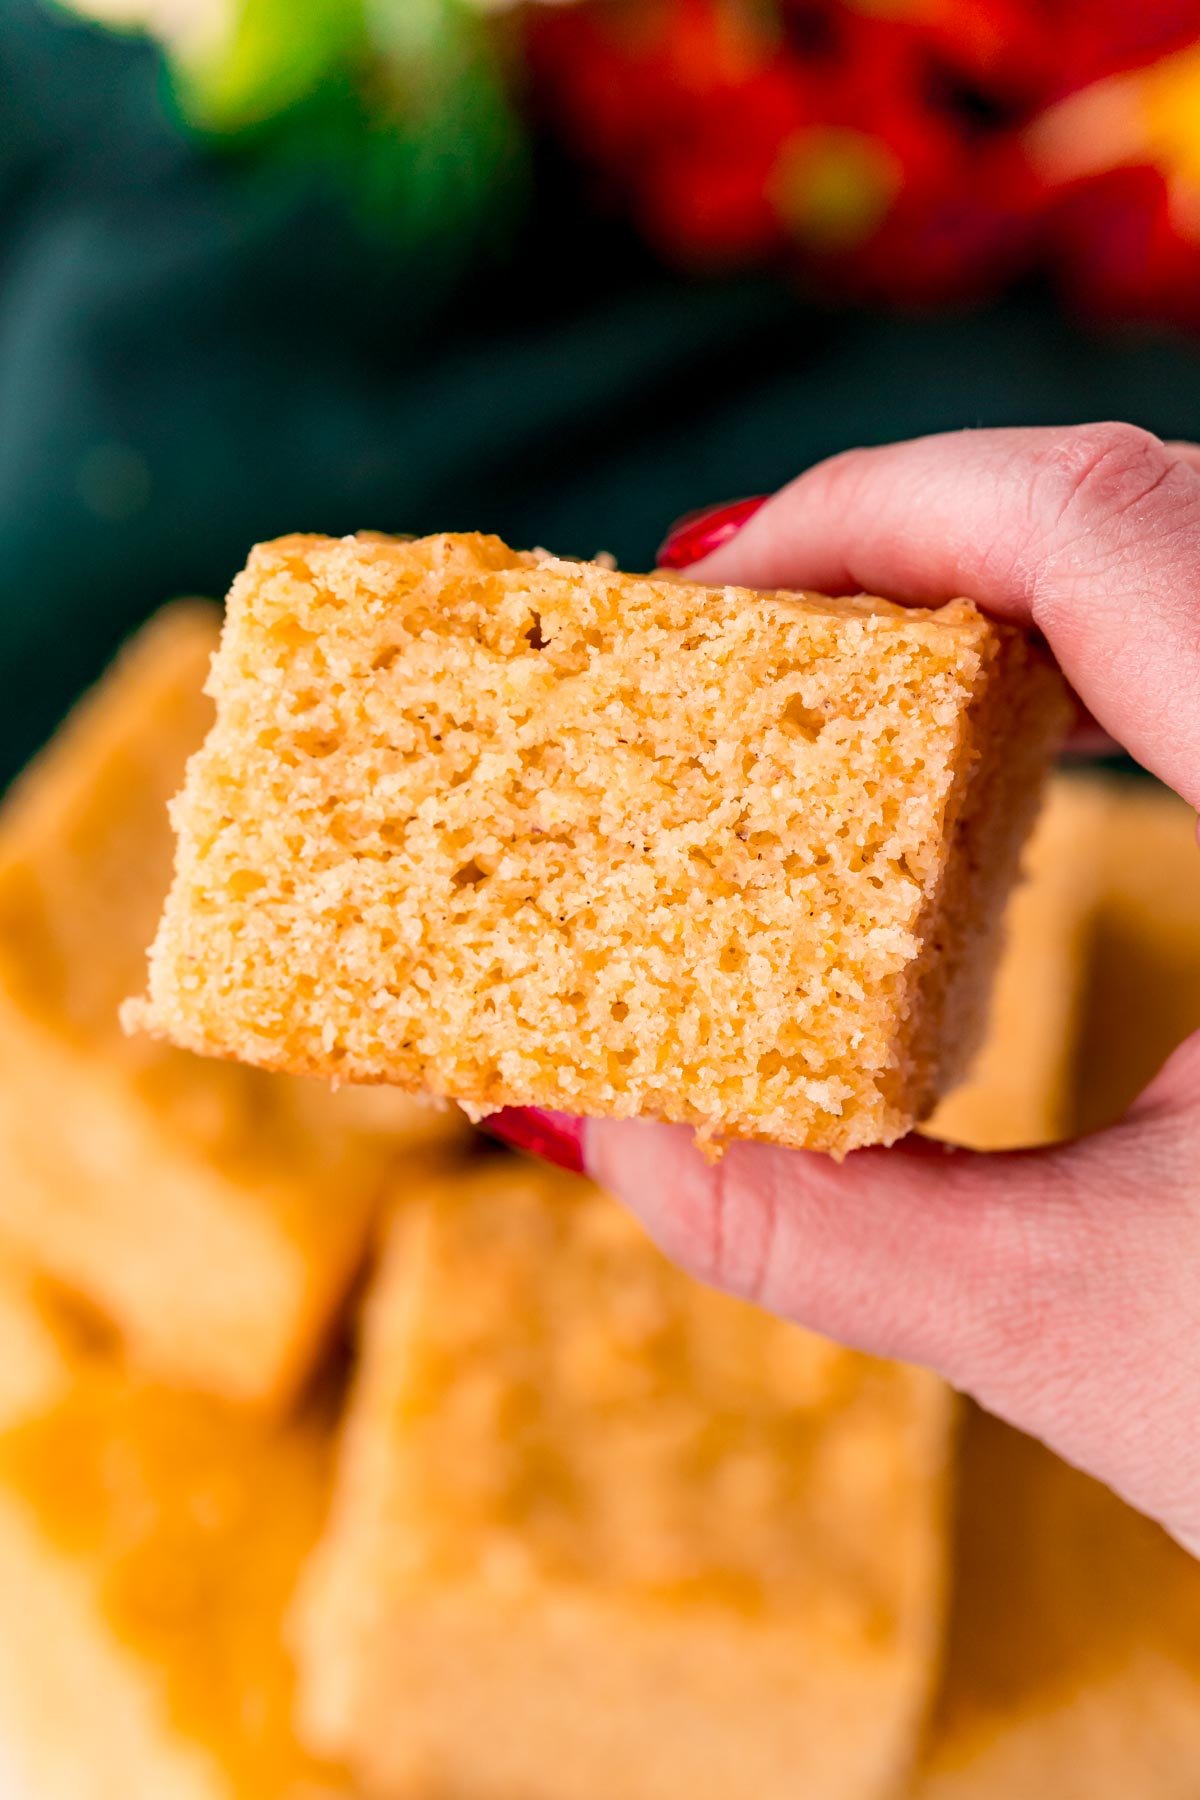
<box><xmin>583</xmin><ymin>423</ymin><xmax>1200</xmax><ymax>1556</ymax></box>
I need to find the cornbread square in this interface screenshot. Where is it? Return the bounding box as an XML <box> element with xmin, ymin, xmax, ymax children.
<box><xmin>0</xmin><ymin>604</ymin><xmax>462</xmax><ymax>1407</ymax></box>
<box><xmin>0</xmin><ymin>1268</ymin><xmax>349</xmax><ymax>1800</ymax></box>
<box><xmin>1069</xmin><ymin>779</ymin><xmax>1200</xmax><ymax>1134</ymax></box>
<box><xmin>927</xmin><ymin>776</ymin><xmax>1105</xmax><ymax>1151</ymax></box>
<box><xmin>913</xmin><ymin>1413</ymin><xmax>1200</xmax><ymax>1800</ymax></box>
<box><xmin>294</xmin><ymin>1158</ymin><xmax>954</xmax><ymax>1800</ymax></box>
<box><xmin>129</xmin><ymin>533</ymin><xmax>1068</xmax><ymax>1155</ymax></box>
<box><xmin>913</xmin><ymin>777</ymin><xmax>1200</xmax><ymax>1800</ymax></box>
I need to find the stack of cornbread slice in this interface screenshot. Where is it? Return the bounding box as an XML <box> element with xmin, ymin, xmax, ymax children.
<box><xmin>0</xmin><ymin>607</ymin><xmax>960</xmax><ymax>1798</ymax></box>
<box><xmin>0</xmin><ymin>575</ymin><xmax>1197</xmax><ymax>1798</ymax></box>
<box><xmin>0</xmin><ymin>608</ymin><xmax>467</xmax><ymax>1797</ymax></box>
<box><xmin>0</xmin><ymin>604</ymin><xmax>464</xmax><ymax>1409</ymax></box>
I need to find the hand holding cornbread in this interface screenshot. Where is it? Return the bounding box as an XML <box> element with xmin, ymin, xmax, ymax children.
<box><xmin>125</xmin><ymin>421</ymin><xmax>1200</xmax><ymax>1565</ymax></box>
<box><xmin>1</xmin><ymin>420</ymin><xmax>1199</xmax><ymax>1795</ymax></box>
<box><xmin>569</xmin><ymin>424</ymin><xmax>1200</xmax><ymax>1560</ymax></box>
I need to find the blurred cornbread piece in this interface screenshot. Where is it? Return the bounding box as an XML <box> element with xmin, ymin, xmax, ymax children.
<box><xmin>0</xmin><ymin>604</ymin><xmax>462</xmax><ymax>1407</ymax></box>
<box><xmin>914</xmin><ymin>776</ymin><xmax>1200</xmax><ymax>1800</ymax></box>
<box><xmin>127</xmin><ymin>532</ymin><xmax>1068</xmax><ymax>1156</ymax></box>
<box><xmin>928</xmin><ymin>775</ymin><xmax>1105</xmax><ymax>1151</ymax></box>
<box><xmin>0</xmin><ymin>1269</ymin><xmax>349</xmax><ymax>1800</ymax></box>
<box><xmin>294</xmin><ymin>1157</ymin><xmax>954</xmax><ymax>1800</ymax></box>
<box><xmin>1070</xmin><ymin>778</ymin><xmax>1200</xmax><ymax>1133</ymax></box>
<box><xmin>915</xmin><ymin>1413</ymin><xmax>1200</xmax><ymax>1800</ymax></box>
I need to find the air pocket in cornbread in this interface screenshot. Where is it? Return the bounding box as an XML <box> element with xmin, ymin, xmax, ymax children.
<box><xmin>0</xmin><ymin>604</ymin><xmax>463</xmax><ymax>1407</ymax></box>
<box><xmin>128</xmin><ymin>533</ymin><xmax>1069</xmax><ymax>1155</ymax></box>
<box><xmin>293</xmin><ymin>1156</ymin><xmax>954</xmax><ymax>1800</ymax></box>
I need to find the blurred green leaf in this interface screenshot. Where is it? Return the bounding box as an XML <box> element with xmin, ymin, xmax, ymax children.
<box><xmin>171</xmin><ymin>0</ymin><xmax>366</xmax><ymax>133</ymax></box>
<box><xmin>163</xmin><ymin>0</ymin><xmax>524</xmax><ymax>251</ymax></box>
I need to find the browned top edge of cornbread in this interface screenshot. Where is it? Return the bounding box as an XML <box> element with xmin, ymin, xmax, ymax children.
<box><xmin>248</xmin><ymin>529</ymin><xmax>1000</xmax><ymax>635</ymax></box>
<box><xmin>126</xmin><ymin>536</ymin><xmax>1064</xmax><ymax>1154</ymax></box>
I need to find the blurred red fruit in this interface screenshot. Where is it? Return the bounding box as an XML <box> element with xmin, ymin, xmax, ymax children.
<box><xmin>521</xmin><ymin>0</ymin><xmax>1200</xmax><ymax>325</ymax></box>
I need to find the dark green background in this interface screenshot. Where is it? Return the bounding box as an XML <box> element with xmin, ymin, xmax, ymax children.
<box><xmin>5</xmin><ymin>0</ymin><xmax>1200</xmax><ymax>787</ymax></box>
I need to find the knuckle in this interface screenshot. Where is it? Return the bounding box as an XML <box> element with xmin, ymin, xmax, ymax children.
<box><xmin>1033</xmin><ymin>421</ymin><xmax>1172</xmax><ymax>535</ymax></box>
<box><xmin>800</xmin><ymin>446</ymin><xmax>872</xmax><ymax>513</ymax></box>
<box><xmin>1017</xmin><ymin>422</ymin><xmax>1188</xmax><ymax>629</ymax></box>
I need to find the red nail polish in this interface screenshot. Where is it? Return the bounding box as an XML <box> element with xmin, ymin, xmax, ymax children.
<box><xmin>657</xmin><ymin>495</ymin><xmax>768</xmax><ymax>570</ymax></box>
<box><xmin>483</xmin><ymin>1108</ymin><xmax>587</xmax><ymax>1175</ymax></box>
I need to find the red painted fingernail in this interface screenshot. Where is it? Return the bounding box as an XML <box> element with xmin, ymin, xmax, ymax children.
<box><xmin>483</xmin><ymin>1108</ymin><xmax>587</xmax><ymax>1175</ymax></box>
<box><xmin>657</xmin><ymin>495</ymin><xmax>769</xmax><ymax>570</ymax></box>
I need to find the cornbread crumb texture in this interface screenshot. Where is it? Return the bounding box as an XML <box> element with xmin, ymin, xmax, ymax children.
<box><xmin>134</xmin><ymin>531</ymin><xmax>1068</xmax><ymax>1155</ymax></box>
<box><xmin>296</xmin><ymin>1157</ymin><xmax>954</xmax><ymax>1800</ymax></box>
<box><xmin>0</xmin><ymin>603</ymin><xmax>464</xmax><ymax>1406</ymax></box>
<box><xmin>914</xmin><ymin>775</ymin><xmax>1200</xmax><ymax>1800</ymax></box>
<box><xmin>0</xmin><ymin>1269</ymin><xmax>347</xmax><ymax>1800</ymax></box>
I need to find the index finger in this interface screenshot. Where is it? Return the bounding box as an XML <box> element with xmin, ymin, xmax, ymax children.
<box><xmin>694</xmin><ymin>423</ymin><xmax>1200</xmax><ymax>810</ymax></box>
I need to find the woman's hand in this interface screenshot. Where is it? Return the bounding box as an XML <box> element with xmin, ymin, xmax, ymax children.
<box><xmin>495</xmin><ymin>424</ymin><xmax>1200</xmax><ymax>1556</ymax></box>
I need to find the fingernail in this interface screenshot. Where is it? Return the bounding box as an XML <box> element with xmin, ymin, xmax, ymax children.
<box><xmin>657</xmin><ymin>495</ymin><xmax>768</xmax><ymax>570</ymax></box>
<box><xmin>482</xmin><ymin>1107</ymin><xmax>587</xmax><ymax>1175</ymax></box>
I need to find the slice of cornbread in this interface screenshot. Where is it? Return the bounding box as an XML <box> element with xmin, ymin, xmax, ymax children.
<box><xmin>0</xmin><ymin>604</ymin><xmax>463</xmax><ymax>1407</ymax></box>
<box><xmin>294</xmin><ymin>1157</ymin><xmax>954</xmax><ymax>1800</ymax></box>
<box><xmin>913</xmin><ymin>776</ymin><xmax>1200</xmax><ymax>1800</ymax></box>
<box><xmin>928</xmin><ymin>776</ymin><xmax>1104</xmax><ymax>1151</ymax></box>
<box><xmin>914</xmin><ymin>1414</ymin><xmax>1200</xmax><ymax>1800</ymax></box>
<box><xmin>128</xmin><ymin>532</ymin><xmax>1068</xmax><ymax>1156</ymax></box>
<box><xmin>0</xmin><ymin>1268</ymin><xmax>349</xmax><ymax>1800</ymax></box>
